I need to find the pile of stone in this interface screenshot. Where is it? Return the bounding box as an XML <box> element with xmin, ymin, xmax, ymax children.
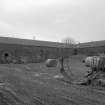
<box><xmin>45</xmin><ymin>59</ymin><xmax>58</xmax><ymax>67</ymax></box>
<box><xmin>81</xmin><ymin>56</ymin><xmax>105</xmax><ymax>87</ymax></box>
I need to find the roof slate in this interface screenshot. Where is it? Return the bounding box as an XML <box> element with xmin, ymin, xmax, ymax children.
<box><xmin>0</xmin><ymin>37</ymin><xmax>73</xmax><ymax>48</ymax></box>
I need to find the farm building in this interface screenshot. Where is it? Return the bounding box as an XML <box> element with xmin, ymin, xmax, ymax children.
<box><xmin>0</xmin><ymin>36</ymin><xmax>105</xmax><ymax>64</ymax></box>
<box><xmin>76</xmin><ymin>40</ymin><xmax>105</xmax><ymax>56</ymax></box>
<box><xmin>0</xmin><ymin>37</ymin><xmax>74</xmax><ymax>64</ymax></box>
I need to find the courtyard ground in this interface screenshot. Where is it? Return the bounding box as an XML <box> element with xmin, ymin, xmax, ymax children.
<box><xmin>0</xmin><ymin>55</ymin><xmax>105</xmax><ymax>105</ymax></box>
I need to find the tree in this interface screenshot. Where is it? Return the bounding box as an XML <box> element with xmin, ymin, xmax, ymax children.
<box><xmin>61</xmin><ymin>36</ymin><xmax>77</xmax><ymax>45</ymax></box>
<box><xmin>61</xmin><ymin>36</ymin><xmax>79</xmax><ymax>55</ymax></box>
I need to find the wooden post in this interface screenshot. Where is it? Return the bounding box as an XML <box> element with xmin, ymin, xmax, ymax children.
<box><xmin>59</xmin><ymin>56</ymin><xmax>65</xmax><ymax>73</ymax></box>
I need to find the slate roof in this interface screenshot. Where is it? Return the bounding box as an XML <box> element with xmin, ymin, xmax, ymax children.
<box><xmin>0</xmin><ymin>37</ymin><xmax>105</xmax><ymax>49</ymax></box>
<box><xmin>0</xmin><ymin>37</ymin><xmax>73</xmax><ymax>48</ymax></box>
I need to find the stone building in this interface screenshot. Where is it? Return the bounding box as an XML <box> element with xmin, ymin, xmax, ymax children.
<box><xmin>0</xmin><ymin>37</ymin><xmax>74</xmax><ymax>64</ymax></box>
<box><xmin>75</xmin><ymin>40</ymin><xmax>105</xmax><ymax>56</ymax></box>
<box><xmin>1</xmin><ymin>36</ymin><xmax>105</xmax><ymax>64</ymax></box>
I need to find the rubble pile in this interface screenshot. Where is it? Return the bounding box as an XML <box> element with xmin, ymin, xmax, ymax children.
<box><xmin>81</xmin><ymin>56</ymin><xmax>105</xmax><ymax>87</ymax></box>
<box><xmin>81</xmin><ymin>70</ymin><xmax>105</xmax><ymax>87</ymax></box>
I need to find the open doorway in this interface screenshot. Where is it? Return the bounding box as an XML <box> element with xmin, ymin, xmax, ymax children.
<box><xmin>1</xmin><ymin>51</ymin><xmax>12</xmax><ymax>63</ymax></box>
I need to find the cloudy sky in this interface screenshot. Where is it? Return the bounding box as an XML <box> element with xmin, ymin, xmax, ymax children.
<box><xmin>0</xmin><ymin>0</ymin><xmax>105</xmax><ymax>42</ymax></box>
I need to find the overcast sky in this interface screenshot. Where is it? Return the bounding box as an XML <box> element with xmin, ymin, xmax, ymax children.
<box><xmin>0</xmin><ymin>0</ymin><xmax>105</xmax><ymax>42</ymax></box>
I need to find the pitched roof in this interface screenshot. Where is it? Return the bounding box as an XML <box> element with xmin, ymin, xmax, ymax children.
<box><xmin>0</xmin><ymin>37</ymin><xmax>73</xmax><ymax>48</ymax></box>
<box><xmin>76</xmin><ymin>40</ymin><xmax>105</xmax><ymax>48</ymax></box>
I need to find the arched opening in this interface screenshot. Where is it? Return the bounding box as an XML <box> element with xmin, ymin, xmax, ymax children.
<box><xmin>1</xmin><ymin>51</ymin><xmax>12</xmax><ymax>63</ymax></box>
<box><xmin>4</xmin><ymin>53</ymin><xmax>9</xmax><ymax>58</ymax></box>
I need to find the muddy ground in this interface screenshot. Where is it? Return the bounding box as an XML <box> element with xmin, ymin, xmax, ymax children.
<box><xmin>0</xmin><ymin>55</ymin><xmax>105</xmax><ymax>105</ymax></box>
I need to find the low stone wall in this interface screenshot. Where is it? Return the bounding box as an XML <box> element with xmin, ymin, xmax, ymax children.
<box><xmin>0</xmin><ymin>43</ymin><xmax>73</xmax><ymax>64</ymax></box>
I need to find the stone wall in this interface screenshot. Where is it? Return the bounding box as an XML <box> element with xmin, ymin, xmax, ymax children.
<box><xmin>0</xmin><ymin>43</ymin><xmax>73</xmax><ymax>64</ymax></box>
<box><xmin>75</xmin><ymin>46</ymin><xmax>105</xmax><ymax>56</ymax></box>
<box><xmin>1</xmin><ymin>41</ymin><xmax>105</xmax><ymax>64</ymax></box>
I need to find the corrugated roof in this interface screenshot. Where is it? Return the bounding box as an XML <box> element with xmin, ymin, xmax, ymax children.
<box><xmin>0</xmin><ymin>37</ymin><xmax>73</xmax><ymax>48</ymax></box>
<box><xmin>76</xmin><ymin>40</ymin><xmax>105</xmax><ymax>48</ymax></box>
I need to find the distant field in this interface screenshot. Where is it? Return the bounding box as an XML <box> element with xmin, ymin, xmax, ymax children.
<box><xmin>0</xmin><ymin>55</ymin><xmax>105</xmax><ymax>105</ymax></box>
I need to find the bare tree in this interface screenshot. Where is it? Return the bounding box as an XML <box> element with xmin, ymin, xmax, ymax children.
<box><xmin>59</xmin><ymin>36</ymin><xmax>78</xmax><ymax>82</ymax></box>
<box><xmin>61</xmin><ymin>36</ymin><xmax>77</xmax><ymax>45</ymax></box>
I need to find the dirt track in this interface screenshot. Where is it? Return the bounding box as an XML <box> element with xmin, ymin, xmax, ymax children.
<box><xmin>0</xmin><ymin>56</ymin><xmax>105</xmax><ymax>105</ymax></box>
